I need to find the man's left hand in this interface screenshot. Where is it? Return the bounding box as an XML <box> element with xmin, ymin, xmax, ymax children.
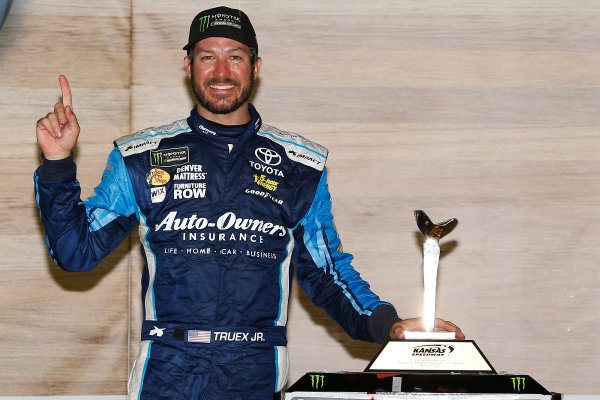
<box><xmin>390</xmin><ymin>318</ymin><xmax>465</xmax><ymax>340</ymax></box>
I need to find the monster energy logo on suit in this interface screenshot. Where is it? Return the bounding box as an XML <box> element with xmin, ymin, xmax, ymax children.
<box><xmin>150</xmin><ymin>147</ymin><xmax>189</xmax><ymax>167</ymax></box>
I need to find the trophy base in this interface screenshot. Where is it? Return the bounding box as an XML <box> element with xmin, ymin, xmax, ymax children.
<box><xmin>403</xmin><ymin>331</ymin><xmax>456</xmax><ymax>340</ymax></box>
<box><xmin>365</xmin><ymin>339</ymin><xmax>495</xmax><ymax>373</ymax></box>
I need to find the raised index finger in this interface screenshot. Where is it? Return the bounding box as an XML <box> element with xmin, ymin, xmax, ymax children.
<box><xmin>58</xmin><ymin>75</ymin><xmax>73</xmax><ymax>109</ymax></box>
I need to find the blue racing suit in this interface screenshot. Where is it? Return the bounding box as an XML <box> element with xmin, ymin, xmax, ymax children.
<box><xmin>34</xmin><ymin>104</ymin><xmax>401</xmax><ymax>399</ymax></box>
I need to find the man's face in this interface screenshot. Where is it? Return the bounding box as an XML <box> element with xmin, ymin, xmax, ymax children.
<box><xmin>185</xmin><ymin>37</ymin><xmax>261</xmax><ymax>116</ymax></box>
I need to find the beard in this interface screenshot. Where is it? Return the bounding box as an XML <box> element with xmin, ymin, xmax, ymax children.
<box><xmin>191</xmin><ymin>68</ymin><xmax>255</xmax><ymax>115</ymax></box>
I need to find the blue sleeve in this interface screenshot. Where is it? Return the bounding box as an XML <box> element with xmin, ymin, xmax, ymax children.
<box><xmin>293</xmin><ymin>169</ymin><xmax>400</xmax><ymax>343</ymax></box>
<box><xmin>34</xmin><ymin>148</ymin><xmax>139</xmax><ymax>272</ymax></box>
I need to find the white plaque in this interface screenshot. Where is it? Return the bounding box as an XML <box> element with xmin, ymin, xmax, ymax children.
<box><xmin>365</xmin><ymin>340</ymin><xmax>495</xmax><ymax>373</ymax></box>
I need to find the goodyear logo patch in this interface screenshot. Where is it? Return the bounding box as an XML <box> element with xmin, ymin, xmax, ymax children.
<box><xmin>150</xmin><ymin>147</ymin><xmax>189</xmax><ymax>167</ymax></box>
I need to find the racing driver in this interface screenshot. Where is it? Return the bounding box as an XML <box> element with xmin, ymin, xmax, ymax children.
<box><xmin>34</xmin><ymin>6</ymin><xmax>464</xmax><ymax>400</ymax></box>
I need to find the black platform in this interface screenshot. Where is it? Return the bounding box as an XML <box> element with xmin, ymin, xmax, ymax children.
<box><xmin>285</xmin><ymin>372</ymin><xmax>558</xmax><ymax>400</ymax></box>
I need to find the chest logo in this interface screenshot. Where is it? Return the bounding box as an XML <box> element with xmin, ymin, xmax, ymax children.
<box><xmin>146</xmin><ymin>168</ymin><xmax>170</xmax><ymax>186</ymax></box>
<box><xmin>150</xmin><ymin>146</ymin><xmax>190</xmax><ymax>167</ymax></box>
<box><xmin>254</xmin><ymin>174</ymin><xmax>279</xmax><ymax>191</ymax></box>
<box><xmin>150</xmin><ymin>186</ymin><xmax>167</xmax><ymax>203</ymax></box>
<box><xmin>255</xmin><ymin>148</ymin><xmax>281</xmax><ymax>166</ymax></box>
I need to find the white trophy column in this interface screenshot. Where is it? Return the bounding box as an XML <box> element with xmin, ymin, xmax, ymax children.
<box><xmin>422</xmin><ymin>237</ymin><xmax>440</xmax><ymax>333</ymax></box>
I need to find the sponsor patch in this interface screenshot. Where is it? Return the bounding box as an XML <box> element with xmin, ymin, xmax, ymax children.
<box><xmin>150</xmin><ymin>146</ymin><xmax>190</xmax><ymax>167</ymax></box>
<box><xmin>120</xmin><ymin>139</ymin><xmax>159</xmax><ymax>156</ymax></box>
<box><xmin>150</xmin><ymin>186</ymin><xmax>166</xmax><ymax>203</ymax></box>
<box><xmin>173</xmin><ymin>164</ymin><xmax>208</xmax><ymax>200</ymax></box>
<box><xmin>146</xmin><ymin>168</ymin><xmax>170</xmax><ymax>186</ymax></box>
<box><xmin>154</xmin><ymin>211</ymin><xmax>287</xmax><ymax>237</ymax></box>
<box><xmin>174</xmin><ymin>183</ymin><xmax>207</xmax><ymax>200</ymax></box>
<box><xmin>253</xmin><ymin>174</ymin><xmax>279</xmax><ymax>191</ymax></box>
<box><xmin>244</xmin><ymin>188</ymin><xmax>284</xmax><ymax>205</ymax></box>
<box><xmin>287</xmin><ymin>148</ymin><xmax>324</xmax><ymax>169</ymax></box>
<box><xmin>173</xmin><ymin>164</ymin><xmax>207</xmax><ymax>181</ymax></box>
<box><xmin>248</xmin><ymin>160</ymin><xmax>285</xmax><ymax>177</ymax></box>
<box><xmin>255</xmin><ymin>147</ymin><xmax>282</xmax><ymax>166</ymax></box>
<box><xmin>197</xmin><ymin>124</ymin><xmax>216</xmax><ymax>136</ymax></box>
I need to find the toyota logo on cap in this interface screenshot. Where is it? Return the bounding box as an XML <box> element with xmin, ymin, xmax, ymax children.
<box><xmin>255</xmin><ymin>148</ymin><xmax>281</xmax><ymax>166</ymax></box>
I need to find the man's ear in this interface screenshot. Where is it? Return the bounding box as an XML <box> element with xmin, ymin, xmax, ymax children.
<box><xmin>184</xmin><ymin>56</ymin><xmax>192</xmax><ymax>78</ymax></box>
<box><xmin>253</xmin><ymin>57</ymin><xmax>262</xmax><ymax>79</ymax></box>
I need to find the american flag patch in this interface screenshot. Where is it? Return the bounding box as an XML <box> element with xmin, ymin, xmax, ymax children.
<box><xmin>187</xmin><ymin>330</ymin><xmax>211</xmax><ymax>343</ymax></box>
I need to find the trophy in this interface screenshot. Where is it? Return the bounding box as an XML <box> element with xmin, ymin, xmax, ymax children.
<box><xmin>365</xmin><ymin>210</ymin><xmax>495</xmax><ymax>373</ymax></box>
<box><xmin>286</xmin><ymin>214</ymin><xmax>554</xmax><ymax>400</ymax></box>
<box><xmin>404</xmin><ymin>210</ymin><xmax>458</xmax><ymax>340</ymax></box>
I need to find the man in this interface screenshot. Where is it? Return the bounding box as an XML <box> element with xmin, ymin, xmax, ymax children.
<box><xmin>35</xmin><ymin>6</ymin><xmax>463</xmax><ymax>399</ymax></box>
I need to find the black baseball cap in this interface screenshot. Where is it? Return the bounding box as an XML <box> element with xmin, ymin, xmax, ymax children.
<box><xmin>183</xmin><ymin>6</ymin><xmax>258</xmax><ymax>53</ymax></box>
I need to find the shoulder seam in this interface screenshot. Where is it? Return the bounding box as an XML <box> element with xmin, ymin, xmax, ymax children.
<box><xmin>257</xmin><ymin>124</ymin><xmax>328</xmax><ymax>171</ymax></box>
<box><xmin>115</xmin><ymin>119</ymin><xmax>191</xmax><ymax>157</ymax></box>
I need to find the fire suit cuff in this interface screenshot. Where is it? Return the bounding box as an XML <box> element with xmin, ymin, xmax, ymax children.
<box><xmin>36</xmin><ymin>152</ymin><xmax>76</xmax><ymax>181</ymax></box>
<box><xmin>369</xmin><ymin>304</ymin><xmax>401</xmax><ymax>344</ymax></box>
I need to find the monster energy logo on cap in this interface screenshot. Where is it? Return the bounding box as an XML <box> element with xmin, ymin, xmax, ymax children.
<box><xmin>150</xmin><ymin>146</ymin><xmax>190</xmax><ymax>167</ymax></box>
<box><xmin>197</xmin><ymin>15</ymin><xmax>210</xmax><ymax>32</ymax></box>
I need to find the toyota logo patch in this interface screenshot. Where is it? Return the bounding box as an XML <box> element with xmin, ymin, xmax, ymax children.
<box><xmin>255</xmin><ymin>148</ymin><xmax>282</xmax><ymax>166</ymax></box>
